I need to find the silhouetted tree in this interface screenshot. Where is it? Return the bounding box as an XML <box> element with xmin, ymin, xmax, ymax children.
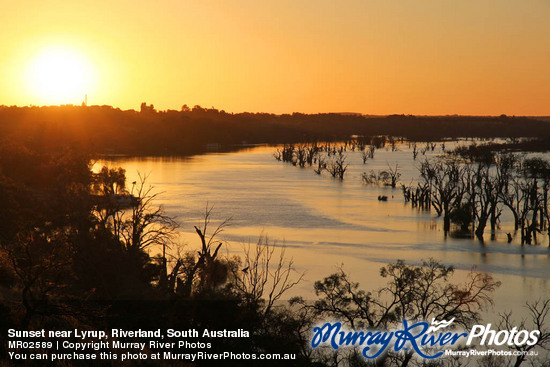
<box><xmin>327</xmin><ymin>152</ymin><xmax>348</xmax><ymax>179</ymax></box>
<box><xmin>294</xmin><ymin>259</ymin><xmax>500</xmax><ymax>366</ymax></box>
<box><xmin>140</xmin><ymin>102</ymin><xmax>155</xmax><ymax>113</ymax></box>
<box><xmin>420</xmin><ymin>159</ymin><xmax>465</xmax><ymax>234</ymax></box>
<box><xmin>230</xmin><ymin>234</ymin><xmax>303</xmax><ymax>317</ymax></box>
<box><xmin>499</xmin><ymin>299</ymin><xmax>550</xmax><ymax>367</ymax></box>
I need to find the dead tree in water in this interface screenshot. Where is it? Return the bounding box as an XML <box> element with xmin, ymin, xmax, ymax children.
<box><xmin>327</xmin><ymin>152</ymin><xmax>348</xmax><ymax>180</ymax></box>
<box><xmin>368</xmin><ymin>145</ymin><xmax>376</xmax><ymax>159</ymax></box>
<box><xmin>363</xmin><ymin>163</ymin><xmax>401</xmax><ymax>188</ymax></box>
<box><xmin>420</xmin><ymin>159</ymin><xmax>465</xmax><ymax>234</ymax></box>
<box><xmin>361</xmin><ymin>150</ymin><xmax>369</xmax><ymax>164</ymax></box>
<box><xmin>313</xmin><ymin>153</ymin><xmax>326</xmax><ymax>175</ymax></box>
<box><xmin>385</xmin><ymin>163</ymin><xmax>401</xmax><ymax>188</ymax></box>
<box><xmin>471</xmin><ymin>164</ymin><xmax>500</xmax><ymax>241</ymax></box>
<box><xmin>402</xmin><ymin>181</ymin><xmax>432</xmax><ymax>209</ymax></box>
<box><xmin>499</xmin><ymin>177</ymin><xmax>524</xmax><ymax>232</ymax></box>
<box><xmin>305</xmin><ymin>143</ymin><xmax>319</xmax><ymax>166</ymax></box>
<box><xmin>294</xmin><ymin>145</ymin><xmax>308</xmax><ymax>167</ymax></box>
<box><xmin>275</xmin><ymin>144</ymin><xmax>295</xmax><ymax>163</ymax></box>
<box><xmin>403</xmin><ymin>149</ymin><xmax>550</xmax><ymax>243</ymax></box>
<box><xmin>523</xmin><ymin>158</ymin><xmax>550</xmax><ymax>245</ymax></box>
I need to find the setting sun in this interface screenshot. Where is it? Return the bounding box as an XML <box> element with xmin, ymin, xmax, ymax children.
<box><xmin>24</xmin><ymin>47</ymin><xmax>95</xmax><ymax>105</ymax></box>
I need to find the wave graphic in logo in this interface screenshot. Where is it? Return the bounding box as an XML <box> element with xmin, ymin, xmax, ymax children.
<box><xmin>426</xmin><ymin>318</ymin><xmax>455</xmax><ymax>333</ymax></box>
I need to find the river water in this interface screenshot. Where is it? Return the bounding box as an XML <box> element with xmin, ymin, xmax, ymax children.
<box><xmin>95</xmin><ymin>143</ymin><xmax>550</xmax><ymax>316</ymax></box>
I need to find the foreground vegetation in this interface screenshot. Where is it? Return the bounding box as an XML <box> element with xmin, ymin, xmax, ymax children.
<box><xmin>0</xmin><ymin>143</ymin><xmax>312</xmax><ymax>365</ymax></box>
<box><xmin>1</xmin><ymin>139</ymin><xmax>549</xmax><ymax>366</ymax></box>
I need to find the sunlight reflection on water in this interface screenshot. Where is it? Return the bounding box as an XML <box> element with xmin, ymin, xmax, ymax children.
<box><xmin>96</xmin><ymin>143</ymin><xmax>550</xmax><ymax>316</ymax></box>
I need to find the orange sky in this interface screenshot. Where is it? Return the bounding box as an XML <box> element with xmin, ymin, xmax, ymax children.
<box><xmin>1</xmin><ymin>0</ymin><xmax>549</xmax><ymax>115</ymax></box>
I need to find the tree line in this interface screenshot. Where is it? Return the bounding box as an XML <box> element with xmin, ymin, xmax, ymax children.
<box><xmin>1</xmin><ymin>105</ymin><xmax>550</xmax><ymax>156</ymax></box>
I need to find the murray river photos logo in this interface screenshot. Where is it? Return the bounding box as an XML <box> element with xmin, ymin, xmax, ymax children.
<box><xmin>311</xmin><ymin>318</ymin><xmax>540</xmax><ymax>359</ymax></box>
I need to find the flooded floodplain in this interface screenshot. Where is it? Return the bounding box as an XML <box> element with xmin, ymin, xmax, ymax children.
<box><xmin>96</xmin><ymin>142</ymin><xmax>550</xmax><ymax>316</ymax></box>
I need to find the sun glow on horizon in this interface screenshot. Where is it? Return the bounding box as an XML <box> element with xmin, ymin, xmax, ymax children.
<box><xmin>24</xmin><ymin>46</ymin><xmax>96</xmax><ymax>106</ymax></box>
<box><xmin>1</xmin><ymin>1</ymin><xmax>549</xmax><ymax>114</ymax></box>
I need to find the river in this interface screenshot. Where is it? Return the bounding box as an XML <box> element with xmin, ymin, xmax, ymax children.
<box><xmin>95</xmin><ymin>143</ymin><xmax>550</xmax><ymax>316</ymax></box>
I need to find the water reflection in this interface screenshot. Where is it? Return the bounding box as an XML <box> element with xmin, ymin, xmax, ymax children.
<box><xmin>96</xmin><ymin>144</ymin><xmax>550</xmax><ymax>314</ymax></box>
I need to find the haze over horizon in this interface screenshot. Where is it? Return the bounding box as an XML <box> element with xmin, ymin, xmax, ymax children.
<box><xmin>2</xmin><ymin>0</ymin><xmax>549</xmax><ymax>115</ymax></box>
<box><xmin>3</xmin><ymin>103</ymin><xmax>550</xmax><ymax>119</ymax></box>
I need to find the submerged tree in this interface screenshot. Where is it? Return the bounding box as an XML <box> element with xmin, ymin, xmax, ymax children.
<box><xmin>327</xmin><ymin>152</ymin><xmax>348</xmax><ymax>180</ymax></box>
<box><xmin>385</xmin><ymin>163</ymin><xmax>402</xmax><ymax>188</ymax></box>
<box><xmin>363</xmin><ymin>163</ymin><xmax>401</xmax><ymax>188</ymax></box>
<box><xmin>420</xmin><ymin>159</ymin><xmax>467</xmax><ymax>234</ymax></box>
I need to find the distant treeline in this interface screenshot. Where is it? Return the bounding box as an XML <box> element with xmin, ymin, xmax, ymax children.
<box><xmin>1</xmin><ymin>104</ymin><xmax>549</xmax><ymax>155</ymax></box>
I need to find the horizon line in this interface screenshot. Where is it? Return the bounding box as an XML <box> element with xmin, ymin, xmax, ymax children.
<box><xmin>1</xmin><ymin>103</ymin><xmax>550</xmax><ymax>119</ymax></box>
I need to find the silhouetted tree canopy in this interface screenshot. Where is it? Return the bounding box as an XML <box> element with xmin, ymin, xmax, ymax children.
<box><xmin>0</xmin><ymin>105</ymin><xmax>549</xmax><ymax>156</ymax></box>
